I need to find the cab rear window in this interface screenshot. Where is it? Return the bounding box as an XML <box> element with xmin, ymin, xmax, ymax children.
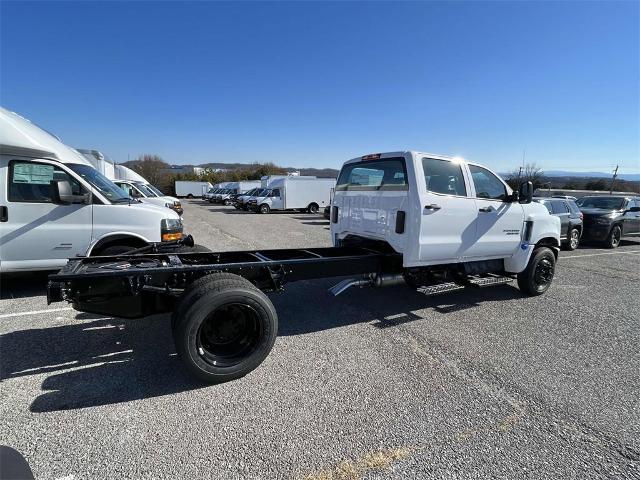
<box><xmin>336</xmin><ymin>157</ymin><xmax>408</xmax><ymax>191</ymax></box>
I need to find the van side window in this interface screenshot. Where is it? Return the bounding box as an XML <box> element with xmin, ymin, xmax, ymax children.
<box><xmin>271</xmin><ymin>189</ymin><xmax>281</xmax><ymax>197</ymax></box>
<box><xmin>336</xmin><ymin>157</ymin><xmax>408</xmax><ymax>191</ymax></box>
<box><xmin>8</xmin><ymin>161</ymin><xmax>81</xmax><ymax>203</ymax></box>
<box><xmin>469</xmin><ymin>165</ymin><xmax>507</xmax><ymax>200</ymax></box>
<box><xmin>422</xmin><ymin>158</ymin><xmax>467</xmax><ymax>196</ymax></box>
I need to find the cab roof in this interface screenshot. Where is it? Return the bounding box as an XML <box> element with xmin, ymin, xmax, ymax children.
<box><xmin>0</xmin><ymin>107</ymin><xmax>92</xmax><ymax>166</ymax></box>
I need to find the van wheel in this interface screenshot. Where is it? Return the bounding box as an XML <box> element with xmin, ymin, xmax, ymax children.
<box><xmin>259</xmin><ymin>204</ymin><xmax>270</xmax><ymax>214</ymax></box>
<box><xmin>187</xmin><ymin>194</ymin><xmax>194</xmax><ymax>199</ymax></box>
<box><xmin>172</xmin><ymin>272</ymin><xmax>278</xmax><ymax>383</ymax></box>
<box><xmin>517</xmin><ymin>247</ymin><xmax>555</xmax><ymax>296</ymax></box>
<box><xmin>605</xmin><ymin>225</ymin><xmax>621</xmax><ymax>249</ymax></box>
<box><xmin>563</xmin><ymin>228</ymin><xmax>580</xmax><ymax>251</ymax></box>
<box><xmin>307</xmin><ymin>203</ymin><xmax>319</xmax><ymax>214</ymax></box>
<box><xmin>224</xmin><ymin>199</ymin><xmax>232</xmax><ymax>206</ymax></box>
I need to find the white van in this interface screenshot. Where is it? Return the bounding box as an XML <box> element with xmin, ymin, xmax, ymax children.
<box><xmin>113</xmin><ymin>179</ymin><xmax>183</xmax><ymax>216</ymax></box>
<box><xmin>0</xmin><ymin>108</ymin><xmax>185</xmax><ymax>272</ymax></box>
<box><xmin>248</xmin><ymin>177</ymin><xmax>336</xmax><ymax>214</ymax></box>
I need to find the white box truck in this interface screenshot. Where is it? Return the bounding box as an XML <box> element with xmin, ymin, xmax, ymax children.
<box><xmin>247</xmin><ymin>177</ymin><xmax>336</xmax><ymax>214</ymax></box>
<box><xmin>212</xmin><ymin>180</ymin><xmax>262</xmax><ymax>205</ymax></box>
<box><xmin>0</xmin><ymin>107</ymin><xmax>189</xmax><ymax>272</ymax></box>
<box><xmin>175</xmin><ymin>181</ymin><xmax>213</xmax><ymax>198</ymax></box>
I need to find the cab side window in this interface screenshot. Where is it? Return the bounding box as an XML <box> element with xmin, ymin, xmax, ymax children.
<box><xmin>422</xmin><ymin>158</ymin><xmax>467</xmax><ymax>196</ymax></box>
<box><xmin>271</xmin><ymin>189</ymin><xmax>281</xmax><ymax>197</ymax></box>
<box><xmin>8</xmin><ymin>161</ymin><xmax>81</xmax><ymax>203</ymax></box>
<box><xmin>469</xmin><ymin>165</ymin><xmax>507</xmax><ymax>200</ymax></box>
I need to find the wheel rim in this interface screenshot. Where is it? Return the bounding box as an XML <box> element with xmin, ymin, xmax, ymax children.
<box><xmin>570</xmin><ymin>230</ymin><xmax>579</xmax><ymax>249</ymax></box>
<box><xmin>533</xmin><ymin>257</ymin><xmax>554</xmax><ymax>289</ymax></box>
<box><xmin>261</xmin><ymin>205</ymin><xmax>268</xmax><ymax>213</ymax></box>
<box><xmin>310</xmin><ymin>205</ymin><xmax>317</xmax><ymax>213</ymax></box>
<box><xmin>196</xmin><ymin>303</ymin><xmax>262</xmax><ymax>367</ymax></box>
<box><xmin>611</xmin><ymin>228</ymin><xmax>620</xmax><ymax>246</ymax></box>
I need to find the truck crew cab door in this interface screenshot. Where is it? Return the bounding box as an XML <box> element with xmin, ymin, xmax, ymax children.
<box><xmin>0</xmin><ymin>159</ymin><xmax>93</xmax><ymax>272</ymax></box>
<box><xmin>466</xmin><ymin>164</ymin><xmax>523</xmax><ymax>258</ymax></box>
<box><xmin>416</xmin><ymin>157</ymin><xmax>479</xmax><ymax>264</ymax></box>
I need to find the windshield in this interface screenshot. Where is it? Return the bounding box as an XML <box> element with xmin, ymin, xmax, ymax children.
<box><xmin>576</xmin><ymin>197</ymin><xmax>625</xmax><ymax>210</ymax></box>
<box><xmin>148</xmin><ymin>184</ymin><xmax>165</xmax><ymax>196</ymax></box>
<box><xmin>67</xmin><ymin>164</ymin><xmax>130</xmax><ymax>202</ymax></box>
<box><xmin>242</xmin><ymin>188</ymin><xmax>258</xmax><ymax>197</ymax></box>
<box><xmin>135</xmin><ymin>183</ymin><xmax>159</xmax><ymax>197</ymax></box>
<box><xmin>255</xmin><ymin>189</ymin><xmax>270</xmax><ymax>197</ymax></box>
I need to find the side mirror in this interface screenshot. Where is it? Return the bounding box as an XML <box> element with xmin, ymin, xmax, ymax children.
<box><xmin>51</xmin><ymin>180</ymin><xmax>88</xmax><ymax>205</ymax></box>
<box><xmin>627</xmin><ymin>206</ymin><xmax>640</xmax><ymax>212</ymax></box>
<box><xmin>518</xmin><ymin>181</ymin><xmax>533</xmax><ymax>204</ymax></box>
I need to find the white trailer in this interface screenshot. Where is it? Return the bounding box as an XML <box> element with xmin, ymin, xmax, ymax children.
<box><xmin>175</xmin><ymin>181</ymin><xmax>213</xmax><ymax>198</ymax></box>
<box><xmin>248</xmin><ymin>177</ymin><xmax>336</xmax><ymax>214</ymax></box>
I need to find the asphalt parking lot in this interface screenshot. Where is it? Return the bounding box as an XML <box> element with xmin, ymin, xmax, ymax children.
<box><xmin>1</xmin><ymin>199</ymin><xmax>639</xmax><ymax>479</ymax></box>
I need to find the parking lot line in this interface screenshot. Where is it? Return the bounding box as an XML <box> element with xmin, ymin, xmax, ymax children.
<box><xmin>562</xmin><ymin>250</ymin><xmax>640</xmax><ymax>259</ymax></box>
<box><xmin>0</xmin><ymin>307</ymin><xmax>73</xmax><ymax>319</ymax></box>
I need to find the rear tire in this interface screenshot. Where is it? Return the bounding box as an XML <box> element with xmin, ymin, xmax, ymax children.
<box><xmin>307</xmin><ymin>203</ymin><xmax>319</xmax><ymax>214</ymax></box>
<box><xmin>517</xmin><ymin>247</ymin><xmax>556</xmax><ymax>296</ymax></box>
<box><xmin>172</xmin><ymin>272</ymin><xmax>277</xmax><ymax>383</ymax></box>
<box><xmin>187</xmin><ymin>194</ymin><xmax>194</xmax><ymax>199</ymax></box>
<box><xmin>605</xmin><ymin>225</ymin><xmax>621</xmax><ymax>249</ymax></box>
<box><xmin>259</xmin><ymin>204</ymin><xmax>270</xmax><ymax>214</ymax></box>
<box><xmin>563</xmin><ymin>228</ymin><xmax>580</xmax><ymax>251</ymax></box>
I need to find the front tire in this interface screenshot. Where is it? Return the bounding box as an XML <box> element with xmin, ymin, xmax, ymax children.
<box><xmin>605</xmin><ymin>225</ymin><xmax>621</xmax><ymax>249</ymax></box>
<box><xmin>259</xmin><ymin>204</ymin><xmax>270</xmax><ymax>214</ymax></box>
<box><xmin>517</xmin><ymin>247</ymin><xmax>556</xmax><ymax>296</ymax></box>
<box><xmin>97</xmin><ymin>245</ymin><xmax>137</xmax><ymax>256</ymax></box>
<box><xmin>172</xmin><ymin>273</ymin><xmax>278</xmax><ymax>383</ymax></box>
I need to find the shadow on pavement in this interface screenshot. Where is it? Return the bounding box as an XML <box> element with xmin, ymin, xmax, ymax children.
<box><xmin>275</xmin><ymin>283</ymin><xmax>524</xmax><ymax>336</ymax></box>
<box><xmin>0</xmin><ymin>313</ymin><xmax>203</xmax><ymax>413</ymax></box>
<box><xmin>3</xmin><ymin>280</ymin><xmax>522</xmax><ymax>412</ymax></box>
<box><xmin>0</xmin><ymin>272</ymin><xmax>52</xmax><ymax>300</ymax></box>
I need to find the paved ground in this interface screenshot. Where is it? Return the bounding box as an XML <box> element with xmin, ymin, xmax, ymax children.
<box><xmin>1</xmin><ymin>199</ymin><xmax>639</xmax><ymax>479</ymax></box>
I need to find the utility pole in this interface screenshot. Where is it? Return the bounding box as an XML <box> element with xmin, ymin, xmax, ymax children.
<box><xmin>610</xmin><ymin>165</ymin><xmax>618</xmax><ymax>194</ymax></box>
<box><xmin>517</xmin><ymin>166</ymin><xmax>523</xmax><ymax>181</ymax></box>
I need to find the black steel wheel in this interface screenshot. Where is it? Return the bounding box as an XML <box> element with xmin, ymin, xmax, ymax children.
<box><xmin>172</xmin><ymin>272</ymin><xmax>277</xmax><ymax>383</ymax></box>
<box><xmin>605</xmin><ymin>225</ymin><xmax>621</xmax><ymax>249</ymax></box>
<box><xmin>517</xmin><ymin>247</ymin><xmax>556</xmax><ymax>296</ymax></box>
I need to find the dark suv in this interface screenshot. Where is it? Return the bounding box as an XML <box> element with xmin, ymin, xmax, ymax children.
<box><xmin>576</xmin><ymin>196</ymin><xmax>640</xmax><ymax>248</ymax></box>
<box><xmin>533</xmin><ymin>197</ymin><xmax>583</xmax><ymax>250</ymax></box>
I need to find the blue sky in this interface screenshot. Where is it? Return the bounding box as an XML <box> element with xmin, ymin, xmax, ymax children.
<box><xmin>1</xmin><ymin>1</ymin><xmax>638</xmax><ymax>173</ymax></box>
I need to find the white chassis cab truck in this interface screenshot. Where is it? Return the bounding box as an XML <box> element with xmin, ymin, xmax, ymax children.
<box><xmin>48</xmin><ymin>150</ymin><xmax>560</xmax><ymax>384</ymax></box>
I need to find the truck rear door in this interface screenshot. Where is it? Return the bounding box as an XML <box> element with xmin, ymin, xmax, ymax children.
<box><xmin>415</xmin><ymin>157</ymin><xmax>478</xmax><ymax>263</ymax></box>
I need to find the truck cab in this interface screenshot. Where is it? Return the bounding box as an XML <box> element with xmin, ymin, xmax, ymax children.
<box><xmin>0</xmin><ymin>107</ymin><xmax>185</xmax><ymax>272</ymax></box>
<box><xmin>331</xmin><ymin>151</ymin><xmax>560</xmax><ymax>293</ymax></box>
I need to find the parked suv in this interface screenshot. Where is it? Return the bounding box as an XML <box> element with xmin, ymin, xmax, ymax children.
<box><xmin>533</xmin><ymin>197</ymin><xmax>583</xmax><ymax>250</ymax></box>
<box><xmin>576</xmin><ymin>196</ymin><xmax>640</xmax><ymax>248</ymax></box>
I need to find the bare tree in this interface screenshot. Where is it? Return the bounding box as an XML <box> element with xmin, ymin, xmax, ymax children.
<box><xmin>505</xmin><ymin>162</ymin><xmax>545</xmax><ymax>189</ymax></box>
<box><xmin>128</xmin><ymin>154</ymin><xmax>169</xmax><ymax>185</ymax></box>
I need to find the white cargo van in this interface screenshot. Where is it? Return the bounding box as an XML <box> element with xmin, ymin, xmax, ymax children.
<box><xmin>0</xmin><ymin>108</ymin><xmax>185</xmax><ymax>272</ymax></box>
<box><xmin>175</xmin><ymin>181</ymin><xmax>212</xmax><ymax>198</ymax></box>
<box><xmin>248</xmin><ymin>177</ymin><xmax>336</xmax><ymax>214</ymax></box>
<box><xmin>113</xmin><ymin>179</ymin><xmax>183</xmax><ymax>216</ymax></box>
<box><xmin>212</xmin><ymin>181</ymin><xmax>262</xmax><ymax>204</ymax></box>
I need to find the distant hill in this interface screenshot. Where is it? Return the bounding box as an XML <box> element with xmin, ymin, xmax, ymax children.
<box><xmin>544</xmin><ymin>170</ymin><xmax>640</xmax><ymax>181</ymax></box>
<box><xmin>197</xmin><ymin>162</ymin><xmax>339</xmax><ymax>178</ymax></box>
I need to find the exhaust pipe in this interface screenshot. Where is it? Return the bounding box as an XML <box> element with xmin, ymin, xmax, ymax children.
<box><xmin>329</xmin><ymin>273</ymin><xmax>405</xmax><ymax>296</ymax></box>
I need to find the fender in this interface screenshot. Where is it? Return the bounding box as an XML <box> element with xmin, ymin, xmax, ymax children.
<box><xmin>87</xmin><ymin>232</ymin><xmax>150</xmax><ymax>256</ymax></box>
<box><xmin>504</xmin><ymin>213</ymin><xmax>560</xmax><ymax>273</ymax></box>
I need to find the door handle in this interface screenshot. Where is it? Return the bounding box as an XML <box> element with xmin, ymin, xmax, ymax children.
<box><xmin>0</xmin><ymin>206</ymin><xmax>7</xmax><ymax>222</ymax></box>
<box><xmin>424</xmin><ymin>204</ymin><xmax>441</xmax><ymax>210</ymax></box>
<box><xmin>479</xmin><ymin>206</ymin><xmax>495</xmax><ymax>213</ymax></box>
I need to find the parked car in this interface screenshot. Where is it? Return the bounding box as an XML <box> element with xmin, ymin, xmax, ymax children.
<box><xmin>533</xmin><ymin>197</ymin><xmax>583</xmax><ymax>250</ymax></box>
<box><xmin>576</xmin><ymin>196</ymin><xmax>640</xmax><ymax>248</ymax></box>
